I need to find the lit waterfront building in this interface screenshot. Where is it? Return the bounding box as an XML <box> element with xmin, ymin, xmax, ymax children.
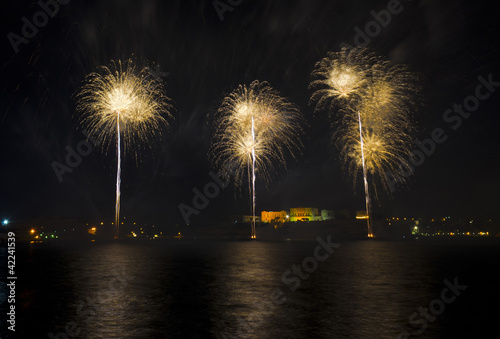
<box><xmin>289</xmin><ymin>207</ymin><xmax>322</xmax><ymax>222</ymax></box>
<box><xmin>321</xmin><ymin>209</ymin><xmax>334</xmax><ymax>221</ymax></box>
<box><xmin>356</xmin><ymin>210</ymin><xmax>369</xmax><ymax>219</ymax></box>
<box><xmin>261</xmin><ymin>211</ymin><xmax>288</xmax><ymax>223</ymax></box>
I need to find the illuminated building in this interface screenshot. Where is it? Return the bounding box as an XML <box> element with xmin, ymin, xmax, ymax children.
<box><xmin>261</xmin><ymin>211</ymin><xmax>287</xmax><ymax>223</ymax></box>
<box><xmin>321</xmin><ymin>209</ymin><xmax>334</xmax><ymax>221</ymax></box>
<box><xmin>289</xmin><ymin>207</ymin><xmax>321</xmax><ymax>222</ymax></box>
<box><xmin>356</xmin><ymin>210</ymin><xmax>369</xmax><ymax>219</ymax></box>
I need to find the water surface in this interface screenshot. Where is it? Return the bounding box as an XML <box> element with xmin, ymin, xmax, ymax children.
<box><xmin>1</xmin><ymin>238</ymin><xmax>498</xmax><ymax>338</ymax></box>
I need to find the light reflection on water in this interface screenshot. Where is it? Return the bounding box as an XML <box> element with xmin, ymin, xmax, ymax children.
<box><xmin>3</xmin><ymin>239</ymin><xmax>499</xmax><ymax>338</ymax></box>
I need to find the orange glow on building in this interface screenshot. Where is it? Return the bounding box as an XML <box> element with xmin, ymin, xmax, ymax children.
<box><xmin>356</xmin><ymin>210</ymin><xmax>369</xmax><ymax>219</ymax></box>
<box><xmin>261</xmin><ymin>210</ymin><xmax>287</xmax><ymax>223</ymax></box>
<box><xmin>289</xmin><ymin>207</ymin><xmax>321</xmax><ymax>222</ymax></box>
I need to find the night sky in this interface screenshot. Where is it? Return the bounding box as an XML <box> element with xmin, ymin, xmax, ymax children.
<box><xmin>1</xmin><ymin>0</ymin><xmax>499</xmax><ymax>228</ymax></box>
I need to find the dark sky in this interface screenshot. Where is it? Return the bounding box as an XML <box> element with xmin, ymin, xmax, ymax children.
<box><xmin>1</xmin><ymin>0</ymin><xmax>499</xmax><ymax>228</ymax></box>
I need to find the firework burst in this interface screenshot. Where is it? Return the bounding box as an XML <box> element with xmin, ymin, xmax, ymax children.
<box><xmin>311</xmin><ymin>47</ymin><xmax>420</xmax><ymax>237</ymax></box>
<box><xmin>310</xmin><ymin>48</ymin><xmax>378</xmax><ymax>110</ymax></box>
<box><xmin>76</xmin><ymin>59</ymin><xmax>173</xmax><ymax>237</ymax></box>
<box><xmin>211</xmin><ymin>80</ymin><xmax>303</xmax><ymax>238</ymax></box>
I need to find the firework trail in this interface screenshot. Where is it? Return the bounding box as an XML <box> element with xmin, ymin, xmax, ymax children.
<box><xmin>310</xmin><ymin>47</ymin><xmax>419</xmax><ymax>237</ymax></box>
<box><xmin>357</xmin><ymin>109</ymin><xmax>373</xmax><ymax>237</ymax></box>
<box><xmin>76</xmin><ymin>59</ymin><xmax>173</xmax><ymax>238</ymax></box>
<box><xmin>211</xmin><ymin>80</ymin><xmax>303</xmax><ymax>239</ymax></box>
<box><xmin>116</xmin><ymin>116</ymin><xmax>121</xmax><ymax>235</ymax></box>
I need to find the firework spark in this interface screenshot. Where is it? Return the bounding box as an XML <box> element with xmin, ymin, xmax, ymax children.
<box><xmin>76</xmin><ymin>59</ymin><xmax>173</xmax><ymax>238</ymax></box>
<box><xmin>211</xmin><ymin>80</ymin><xmax>303</xmax><ymax>239</ymax></box>
<box><xmin>311</xmin><ymin>47</ymin><xmax>420</xmax><ymax>237</ymax></box>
